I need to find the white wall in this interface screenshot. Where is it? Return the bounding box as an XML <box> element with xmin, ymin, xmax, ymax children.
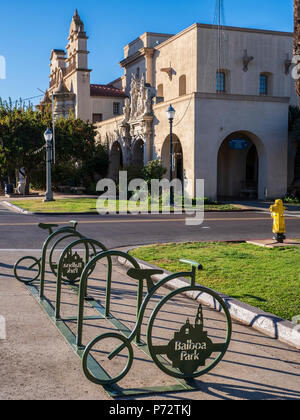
<box><xmin>153</xmin><ymin>25</ymin><xmax>198</xmax><ymax>102</ymax></box>
<box><xmin>197</xmin><ymin>25</ymin><xmax>295</xmax><ymax>99</ymax></box>
<box><xmin>91</xmin><ymin>97</ymin><xmax>125</xmax><ymax>122</ymax></box>
<box><xmin>194</xmin><ymin>95</ymin><xmax>289</xmax><ymax>199</ymax></box>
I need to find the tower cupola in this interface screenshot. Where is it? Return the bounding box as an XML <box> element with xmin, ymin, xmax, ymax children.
<box><xmin>66</xmin><ymin>9</ymin><xmax>89</xmax><ymax>71</ymax></box>
<box><xmin>69</xmin><ymin>9</ymin><xmax>86</xmax><ymax>37</ymax></box>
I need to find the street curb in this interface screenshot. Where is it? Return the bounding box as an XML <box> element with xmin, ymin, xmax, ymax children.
<box><xmin>2</xmin><ymin>201</ymin><xmax>34</xmax><ymax>215</ymax></box>
<box><xmin>2</xmin><ymin>201</ymin><xmax>99</xmax><ymax>216</ymax></box>
<box><xmin>118</xmin><ymin>255</ymin><xmax>300</xmax><ymax>350</ymax></box>
<box><xmin>2</xmin><ymin>200</ymin><xmax>262</xmax><ymax>216</ymax></box>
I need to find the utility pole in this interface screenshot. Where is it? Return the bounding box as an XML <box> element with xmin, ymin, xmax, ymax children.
<box><xmin>214</xmin><ymin>0</ymin><xmax>225</xmax><ymax>75</ymax></box>
<box><xmin>51</xmin><ymin>92</ymin><xmax>56</xmax><ymax>164</ymax></box>
<box><xmin>37</xmin><ymin>88</ymin><xmax>56</xmax><ymax>164</ymax></box>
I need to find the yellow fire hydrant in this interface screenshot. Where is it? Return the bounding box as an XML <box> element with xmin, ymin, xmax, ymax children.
<box><xmin>270</xmin><ymin>199</ymin><xmax>286</xmax><ymax>243</ymax></box>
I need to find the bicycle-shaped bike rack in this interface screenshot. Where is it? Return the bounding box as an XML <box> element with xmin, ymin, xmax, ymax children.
<box><xmin>14</xmin><ymin>221</ymin><xmax>84</xmax><ymax>294</ymax></box>
<box><xmin>14</xmin><ymin>229</ymin><xmax>232</xmax><ymax>398</ymax></box>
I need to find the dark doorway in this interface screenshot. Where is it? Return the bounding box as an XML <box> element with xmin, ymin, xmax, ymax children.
<box><xmin>109</xmin><ymin>141</ymin><xmax>123</xmax><ymax>181</ymax></box>
<box><xmin>132</xmin><ymin>139</ymin><xmax>144</xmax><ymax>169</ymax></box>
<box><xmin>217</xmin><ymin>133</ymin><xmax>259</xmax><ymax>199</ymax></box>
<box><xmin>161</xmin><ymin>135</ymin><xmax>184</xmax><ymax>182</ymax></box>
<box><xmin>246</xmin><ymin>145</ymin><xmax>259</xmax><ymax>192</ymax></box>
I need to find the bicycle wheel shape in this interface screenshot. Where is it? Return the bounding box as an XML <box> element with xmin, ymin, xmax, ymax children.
<box><xmin>147</xmin><ymin>285</ymin><xmax>232</xmax><ymax>380</ymax></box>
<box><xmin>82</xmin><ymin>333</ymin><xmax>134</xmax><ymax>385</ymax></box>
<box><xmin>14</xmin><ymin>256</ymin><xmax>41</xmax><ymax>284</ymax></box>
<box><xmin>51</xmin><ymin>237</ymin><xmax>98</xmax><ymax>284</ymax></box>
<box><xmin>49</xmin><ymin>234</ymin><xmax>83</xmax><ymax>281</ymax></box>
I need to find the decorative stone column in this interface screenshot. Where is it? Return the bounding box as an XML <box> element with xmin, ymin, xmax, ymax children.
<box><xmin>127</xmin><ymin>74</ymin><xmax>155</xmax><ymax>166</ymax></box>
<box><xmin>118</xmin><ymin>122</ymin><xmax>131</xmax><ymax>167</ymax></box>
<box><xmin>52</xmin><ymin>74</ymin><xmax>75</xmax><ymax>120</ymax></box>
<box><xmin>142</xmin><ymin>116</ymin><xmax>154</xmax><ymax>164</ymax></box>
<box><xmin>144</xmin><ymin>48</ymin><xmax>155</xmax><ymax>87</ymax></box>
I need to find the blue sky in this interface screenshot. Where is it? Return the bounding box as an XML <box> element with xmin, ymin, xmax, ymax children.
<box><xmin>0</xmin><ymin>0</ymin><xmax>294</xmax><ymax>105</ymax></box>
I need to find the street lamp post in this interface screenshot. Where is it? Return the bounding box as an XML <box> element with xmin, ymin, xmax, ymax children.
<box><xmin>167</xmin><ymin>104</ymin><xmax>176</xmax><ymax>206</ymax></box>
<box><xmin>44</xmin><ymin>127</ymin><xmax>55</xmax><ymax>202</ymax></box>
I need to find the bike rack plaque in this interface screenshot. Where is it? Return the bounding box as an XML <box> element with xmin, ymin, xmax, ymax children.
<box><xmin>62</xmin><ymin>250</ymin><xmax>84</xmax><ymax>282</ymax></box>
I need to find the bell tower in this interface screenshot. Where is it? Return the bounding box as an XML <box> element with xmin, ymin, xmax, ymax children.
<box><xmin>64</xmin><ymin>9</ymin><xmax>91</xmax><ymax>120</ymax></box>
<box><xmin>66</xmin><ymin>9</ymin><xmax>89</xmax><ymax>71</ymax></box>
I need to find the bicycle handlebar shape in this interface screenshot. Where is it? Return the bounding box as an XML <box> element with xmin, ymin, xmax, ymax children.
<box><xmin>38</xmin><ymin>223</ymin><xmax>59</xmax><ymax>235</ymax></box>
<box><xmin>38</xmin><ymin>220</ymin><xmax>77</xmax><ymax>234</ymax></box>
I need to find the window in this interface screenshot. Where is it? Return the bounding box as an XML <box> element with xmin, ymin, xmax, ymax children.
<box><xmin>216</xmin><ymin>71</ymin><xmax>226</xmax><ymax>93</ymax></box>
<box><xmin>113</xmin><ymin>102</ymin><xmax>120</xmax><ymax>115</ymax></box>
<box><xmin>179</xmin><ymin>75</ymin><xmax>187</xmax><ymax>96</ymax></box>
<box><xmin>260</xmin><ymin>74</ymin><xmax>268</xmax><ymax>95</ymax></box>
<box><xmin>92</xmin><ymin>113</ymin><xmax>103</xmax><ymax>124</ymax></box>
<box><xmin>157</xmin><ymin>84</ymin><xmax>164</xmax><ymax>98</ymax></box>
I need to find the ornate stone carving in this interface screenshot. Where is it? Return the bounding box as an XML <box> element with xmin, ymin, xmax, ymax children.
<box><xmin>126</xmin><ymin>74</ymin><xmax>154</xmax><ymax>162</ymax></box>
<box><xmin>284</xmin><ymin>54</ymin><xmax>292</xmax><ymax>75</ymax></box>
<box><xmin>144</xmin><ymin>88</ymin><xmax>152</xmax><ymax>115</ymax></box>
<box><xmin>122</xmin><ymin>97</ymin><xmax>131</xmax><ymax>123</ymax></box>
<box><xmin>160</xmin><ymin>67</ymin><xmax>173</xmax><ymax>80</ymax></box>
<box><xmin>129</xmin><ymin>74</ymin><xmax>154</xmax><ymax>121</ymax></box>
<box><xmin>52</xmin><ymin>70</ymin><xmax>75</xmax><ymax>120</ymax></box>
<box><xmin>105</xmin><ymin>74</ymin><xmax>155</xmax><ymax>167</ymax></box>
<box><xmin>242</xmin><ymin>49</ymin><xmax>254</xmax><ymax>72</ymax></box>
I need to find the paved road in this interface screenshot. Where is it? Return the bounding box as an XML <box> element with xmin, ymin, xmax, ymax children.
<box><xmin>0</xmin><ymin>202</ymin><xmax>300</xmax><ymax>249</ymax></box>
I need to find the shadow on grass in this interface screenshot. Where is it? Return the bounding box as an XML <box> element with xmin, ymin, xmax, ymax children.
<box><xmin>230</xmin><ymin>294</ymin><xmax>267</xmax><ymax>303</ymax></box>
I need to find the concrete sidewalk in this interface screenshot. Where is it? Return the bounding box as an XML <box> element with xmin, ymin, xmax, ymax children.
<box><xmin>224</xmin><ymin>200</ymin><xmax>300</xmax><ymax>216</ymax></box>
<box><xmin>0</xmin><ymin>193</ymin><xmax>98</xmax><ymax>202</ymax></box>
<box><xmin>0</xmin><ymin>250</ymin><xmax>299</xmax><ymax>400</ymax></box>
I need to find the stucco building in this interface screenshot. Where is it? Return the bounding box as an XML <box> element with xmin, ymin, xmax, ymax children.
<box><xmin>39</xmin><ymin>10</ymin><xmax>127</xmax><ymax>123</ymax></box>
<box><xmin>42</xmin><ymin>10</ymin><xmax>298</xmax><ymax>200</ymax></box>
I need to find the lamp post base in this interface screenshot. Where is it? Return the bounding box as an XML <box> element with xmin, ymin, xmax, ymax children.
<box><xmin>44</xmin><ymin>194</ymin><xmax>55</xmax><ymax>202</ymax></box>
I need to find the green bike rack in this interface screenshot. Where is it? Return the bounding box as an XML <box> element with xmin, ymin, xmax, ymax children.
<box><xmin>13</xmin><ymin>221</ymin><xmax>94</xmax><ymax>297</ymax></box>
<box><xmin>73</xmin><ymin>250</ymin><xmax>232</xmax><ymax>397</ymax></box>
<box><xmin>14</xmin><ymin>231</ymin><xmax>232</xmax><ymax>398</ymax></box>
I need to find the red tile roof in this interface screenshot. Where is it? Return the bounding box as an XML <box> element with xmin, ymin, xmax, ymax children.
<box><xmin>90</xmin><ymin>84</ymin><xmax>127</xmax><ymax>98</ymax></box>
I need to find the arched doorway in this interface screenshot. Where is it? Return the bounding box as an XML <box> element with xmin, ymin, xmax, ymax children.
<box><xmin>161</xmin><ymin>134</ymin><xmax>184</xmax><ymax>181</ymax></box>
<box><xmin>217</xmin><ymin>132</ymin><xmax>260</xmax><ymax>199</ymax></box>
<box><xmin>132</xmin><ymin>139</ymin><xmax>144</xmax><ymax>169</ymax></box>
<box><xmin>108</xmin><ymin>141</ymin><xmax>123</xmax><ymax>181</ymax></box>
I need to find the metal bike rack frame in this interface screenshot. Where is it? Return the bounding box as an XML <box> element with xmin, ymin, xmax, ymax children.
<box><xmin>14</xmin><ymin>228</ymin><xmax>232</xmax><ymax>398</ymax></box>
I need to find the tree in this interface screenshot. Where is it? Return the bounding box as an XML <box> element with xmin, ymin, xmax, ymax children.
<box><xmin>0</xmin><ymin>100</ymin><xmax>47</xmax><ymax>193</ymax></box>
<box><xmin>142</xmin><ymin>159</ymin><xmax>167</xmax><ymax>187</ymax></box>
<box><xmin>0</xmin><ymin>99</ymin><xmax>109</xmax><ymax>194</ymax></box>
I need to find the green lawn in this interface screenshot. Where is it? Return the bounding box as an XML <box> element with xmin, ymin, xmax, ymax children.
<box><xmin>10</xmin><ymin>198</ymin><xmax>241</xmax><ymax>213</ymax></box>
<box><xmin>130</xmin><ymin>242</ymin><xmax>300</xmax><ymax>321</ymax></box>
<box><xmin>11</xmin><ymin>198</ymin><xmax>99</xmax><ymax>213</ymax></box>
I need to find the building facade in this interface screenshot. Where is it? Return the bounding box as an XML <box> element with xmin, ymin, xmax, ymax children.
<box><xmin>39</xmin><ymin>10</ymin><xmax>127</xmax><ymax>123</ymax></box>
<box><xmin>42</xmin><ymin>11</ymin><xmax>298</xmax><ymax>200</ymax></box>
